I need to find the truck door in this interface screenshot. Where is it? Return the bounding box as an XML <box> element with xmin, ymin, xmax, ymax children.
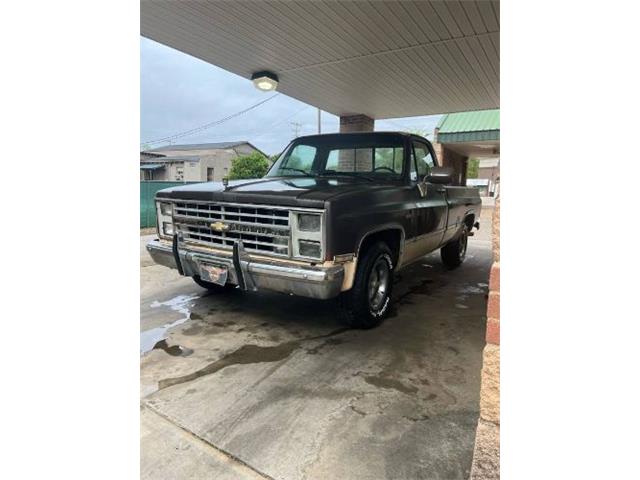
<box><xmin>410</xmin><ymin>140</ymin><xmax>448</xmax><ymax>255</ymax></box>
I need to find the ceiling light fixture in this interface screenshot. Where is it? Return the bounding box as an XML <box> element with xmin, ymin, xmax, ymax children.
<box><xmin>251</xmin><ymin>71</ymin><xmax>279</xmax><ymax>91</ymax></box>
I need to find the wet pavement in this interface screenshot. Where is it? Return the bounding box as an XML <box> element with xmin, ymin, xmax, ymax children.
<box><xmin>140</xmin><ymin>208</ymin><xmax>493</xmax><ymax>479</ymax></box>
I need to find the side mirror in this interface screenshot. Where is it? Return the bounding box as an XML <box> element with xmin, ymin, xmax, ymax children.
<box><xmin>426</xmin><ymin>166</ymin><xmax>453</xmax><ymax>185</ymax></box>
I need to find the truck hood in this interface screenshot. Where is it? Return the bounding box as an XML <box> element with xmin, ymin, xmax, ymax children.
<box><xmin>155</xmin><ymin>176</ymin><xmax>399</xmax><ymax>208</ymax></box>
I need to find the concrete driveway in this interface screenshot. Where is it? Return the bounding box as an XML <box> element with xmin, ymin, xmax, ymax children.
<box><xmin>140</xmin><ymin>209</ymin><xmax>493</xmax><ymax>479</ymax></box>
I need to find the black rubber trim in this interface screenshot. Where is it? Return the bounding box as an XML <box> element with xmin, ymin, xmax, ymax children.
<box><xmin>232</xmin><ymin>243</ymin><xmax>246</xmax><ymax>290</ymax></box>
<box><xmin>172</xmin><ymin>234</ymin><xmax>184</xmax><ymax>276</ymax></box>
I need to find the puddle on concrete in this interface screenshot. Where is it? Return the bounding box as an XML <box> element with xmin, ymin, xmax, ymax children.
<box><xmin>363</xmin><ymin>375</ymin><xmax>418</xmax><ymax>395</ymax></box>
<box><xmin>412</xmin><ymin>278</ymin><xmax>434</xmax><ymax>291</ymax></box>
<box><xmin>152</xmin><ymin>339</ymin><xmax>194</xmax><ymax>357</ymax></box>
<box><xmin>157</xmin><ymin>328</ymin><xmax>348</xmax><ymax>390</ymax></box>
<box><xmin>140</xmin><ymin>294</ymin><xmax>199</xmax><ymax>355</ymax></box>
<box><xmin>305</xmin><ymin>337</ymin><xmax>344</xmax><ymax>354</ymax></box>
<box><xmin>459</xmin><ymin>285</ymin><xmax>485</xmax><ymax>294</ymax></box>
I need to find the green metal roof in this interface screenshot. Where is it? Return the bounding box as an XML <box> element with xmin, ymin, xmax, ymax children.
<box><xmin>436</xmin><ymin>109</ymin><xmax>499</xmax><ymax>143</ymax></box>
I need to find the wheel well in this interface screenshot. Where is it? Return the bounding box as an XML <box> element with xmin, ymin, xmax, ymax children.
<box><xmin>358</xmin><ymin>229</ymin><xmax>402</xmax><ymax>266</ymax></box>
<box><xmin>464</xmin><ymin>213</ymin><xmax>476</xmax><ymax>230</ymax></box>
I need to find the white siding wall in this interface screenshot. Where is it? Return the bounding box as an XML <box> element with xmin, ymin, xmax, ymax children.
<box><xmin>145</xmin><ymin>144</ymin><xmax>262</xmax><ymax>182</ymax></box>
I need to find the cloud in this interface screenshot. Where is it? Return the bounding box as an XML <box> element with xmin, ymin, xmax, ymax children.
<box><xmin>141</xmin><ymin>37</ymin><xmax>442</xmax><ymax>155</ymax></box>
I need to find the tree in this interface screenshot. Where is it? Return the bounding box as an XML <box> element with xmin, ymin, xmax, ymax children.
<box><xmin>466</xmin><ymin>158</ymin><xmax>480</xmax><ymax>179</ymax></box>
<box><xmin>408</xmin><ymin>128</ymin><xmax>431</xmax><ymax>139</ymax></box>
<box><xmin>228</xmin><ymin>151</ymin><xmax>270</xmax><ymax>180</ymax></box>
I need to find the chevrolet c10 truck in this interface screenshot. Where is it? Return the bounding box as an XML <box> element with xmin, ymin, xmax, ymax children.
<box><xmin>147</xmin><ymin>132</ymin><xmax>481</xmax><ymax>328</ymax></box>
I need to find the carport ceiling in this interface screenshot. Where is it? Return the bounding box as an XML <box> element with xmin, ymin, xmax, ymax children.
<box><xmin>141</xmin><ymin>1</ymin><xmax>500</xmax><ymax>119</ymax></box>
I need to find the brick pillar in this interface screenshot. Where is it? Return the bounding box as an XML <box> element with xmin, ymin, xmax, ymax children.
<box><xmin>434</xmin><ymin>143</ymin><xmax>467</xmax><ymax>186</ymax></box>
<box><xmin>460</xmin><ymin>157</ymin><xmax>469</xmax><ymax>186</ymax></box>
<box><xmin>339</xmin><ymin>114</ymin><xmax>374</xmax><ymax>133</ymax></box>
<box><xmin>470</xmin><ymin>198</ymin><xmax>500</xmax><ymax>479</ymax></box>
<box><xmin>336</xmin><ymin>115</ymin><xmax>374</xmax><ymax>170</ymax></box>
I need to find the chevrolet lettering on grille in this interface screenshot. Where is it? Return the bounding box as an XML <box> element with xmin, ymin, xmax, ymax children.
<box><xmin>227</xmin><ymin>223</ymin><xmax>282</xmax><ymax>236</ymax></box>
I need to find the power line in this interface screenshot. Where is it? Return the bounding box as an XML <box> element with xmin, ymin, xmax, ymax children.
<box><xmin>250</xmin><ymin>105</ymin><xmax>311</xmax><ymax>140</ymax></box>
<box><xmin>161</xmin><ymin>105</ymin><xmax>311</xmax><ymax>144</ymax></box>
<box><xmin>141</xmin><ymin>93</ymin><xmax>280</xmax><ymax>147</ymax></box>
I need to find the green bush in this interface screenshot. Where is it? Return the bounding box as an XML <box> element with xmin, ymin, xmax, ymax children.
<box><xmin>467</xmin><ymin>158</ymin><xmax>480</xmax><ymax>179</ymax></box>
<box><xmin>228</xmin><ymin>152</ymin><xmax>270</xmax><ymax>180</ymax></box>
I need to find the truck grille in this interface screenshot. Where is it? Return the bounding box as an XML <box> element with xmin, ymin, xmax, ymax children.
<box><xmin>172</xmin><ymin>201</ymin><xmax>291</xmax><ymax>256</ymax></box>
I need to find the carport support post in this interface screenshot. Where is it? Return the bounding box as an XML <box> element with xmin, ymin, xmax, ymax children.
<box><xmin>338</xmin><ymin>114</ymin><xmax>374</xmax><ymax>170</ymax></box>
<box><xmin>339</xmin><ymin>114</ymin><xmax>374</xmax><ymax>133</ymax></box>
<box><xmin>470</xmin><ymin>198</ymin><xmax>500</xmax><ymax>479</ymax></box>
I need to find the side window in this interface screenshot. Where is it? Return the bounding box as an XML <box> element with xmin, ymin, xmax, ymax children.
<box><xmin>325</xmin><ymin>149</ymin><xmax>343</xmax><ymax>171</ymax></box>
<box><xmin>409</xmin><ymin>148</ymin><xmax>418</xmax><ymax>181</ymax></box>
<box><xmin>412</xmin><ymin>141</ymin><xmax>434</xmax><ymax>179</ymax></box>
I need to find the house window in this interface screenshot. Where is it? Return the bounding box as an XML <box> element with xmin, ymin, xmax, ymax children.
<box><xmin>175</xmin><ymin>166</ymin><xmax>184</xmax><ymax>181</ymax></box>
<box><xmin>207</xmin><ymin>167</ymin><xmax>215</xmax><ymax>181</ymax></box>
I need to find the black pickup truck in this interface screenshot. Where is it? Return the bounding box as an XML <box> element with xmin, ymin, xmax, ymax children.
<box><xmin>147</xmin><ymin>132</ymin><xmax>481</xmax><ymax>328</ymax></box>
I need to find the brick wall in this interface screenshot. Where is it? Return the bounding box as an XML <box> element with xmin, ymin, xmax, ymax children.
<box><xmin>336</xmin><ymin>115</ymin><xmax>375</xmax><ymax>170</ymax></box>
<box><xmin>432</xmin><ymin>142</ymin><xmax>469</xmax><ymax>186</ymax></box>
<box><xmin>339</xmin><ymin>114</ymin><xmax>374</xmax><ymax>133</ymax></box>
<box><xmin>470</xmin><ymin>198</ymin><xmax>500</xmax><ymax>479</ymax></box>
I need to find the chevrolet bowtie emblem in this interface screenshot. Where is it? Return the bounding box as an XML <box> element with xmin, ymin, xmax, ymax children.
<box><xmin>210</xmin><ymin>221</ymin><xmax>230</xmax><ymax>232</ymax></box>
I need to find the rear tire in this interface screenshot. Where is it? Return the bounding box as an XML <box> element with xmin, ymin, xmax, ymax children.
<box><xmin>337</xmin><ymin>241</ymin><xmax>394</xmax><ymax>329</ymax></box>
<box><xmin>192</xmin><ymin>275</ymin><xmax>236</xmax><ymax>293</ymax></box>
<box><xmin>441</xmin><ymin>224</ymin><xmax>469</xmax><ymax>269</ymax></box>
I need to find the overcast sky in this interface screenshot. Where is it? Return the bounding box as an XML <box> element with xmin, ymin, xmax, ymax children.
<box><xmin>141</xmin><ymin>37</ymin><xmax>442</xmax><ymax>156</ymax></box>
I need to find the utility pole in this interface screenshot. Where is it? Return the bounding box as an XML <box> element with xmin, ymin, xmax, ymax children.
<box><xmin>317</xmin><ymin>108</ymin><xmax>321</xmax><ymax>134</ymax></box>
<box><xmin>290</xmin><ymin>121</ymin><xmax>302</xmax><ymax>138</ymax></box>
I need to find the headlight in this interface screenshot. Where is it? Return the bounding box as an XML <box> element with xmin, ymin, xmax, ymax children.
<box><xmin>297</xmin><ymin>214</ymin><xmax>321</xmax><ymax>232</ymax></box>
<box><xmin>291</xmin><ymin>210</ymin><xmax>324</xmax><ymax>260</ymax></box>
<box><xmin>298</xmin><ymin>240</ymin><xmax>321</xmax><ymax>259</ymax></box>
<box><xmin>156</xmin><ymin>201</ymin><xmax>174</xmax><ymax>239</ymax></box>
<box><xmin>162</xmin><ymin>222</ymin><xmax>174</xmax><ymax>236</ymax></box>
<box><xmin>160</xmin><ymin>202</ymin><xmax>173</xmax><ymax>216</ymax></box>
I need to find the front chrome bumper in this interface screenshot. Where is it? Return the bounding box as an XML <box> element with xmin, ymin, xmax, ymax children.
<box><xmin>146</xmin><ymin>239</ymin><xmax>344</xmax><ymax>300</ymax></box>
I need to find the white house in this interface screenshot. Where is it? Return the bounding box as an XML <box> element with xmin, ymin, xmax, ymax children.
<box><xmin>140</xmin><ymin>141</ymin><xmax>266</xmax><ymax>182</ymax></box>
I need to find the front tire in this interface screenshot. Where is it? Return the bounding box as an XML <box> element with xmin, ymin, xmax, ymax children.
<box><xmin>192</xmin><ymin>275</ymin><xmax>236</xmax><ymax>293</ymax></box>
<box><xmin>441</xmin><ymin>224</ymin><xmax>469</xmax><ymax>269</ymax></box>
<box><xmin>337</xmin><ymin>241</ymin><xmax>394</xmax><ymax>329</ymax></box>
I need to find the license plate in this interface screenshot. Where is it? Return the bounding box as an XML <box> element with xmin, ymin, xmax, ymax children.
<box><xmin>199</xmin><ymin>264</ymin><xmax>228</xmax><ymax>286</ymax></box>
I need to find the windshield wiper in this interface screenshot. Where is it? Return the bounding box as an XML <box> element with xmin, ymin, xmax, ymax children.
<box><xmin>321</xmin><ymin>170</ymin><xmax>374</xmax><ymax>182</ymax></box>
<box><xmin>278</xmin><ymin>167</ymin><xmax>313</xmax><ymax>176</ymax></box>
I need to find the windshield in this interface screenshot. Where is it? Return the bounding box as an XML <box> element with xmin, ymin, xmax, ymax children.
<box><xmin>267</xmin><ymin>135</ymin><xmax>405</xmax><ymax>180</ymax></box>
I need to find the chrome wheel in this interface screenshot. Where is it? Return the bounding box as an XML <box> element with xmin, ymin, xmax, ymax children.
<box><xmin>368</xmin><ymin>256</ymin><xmax>390</xmax><ymax>311</ymax></box>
